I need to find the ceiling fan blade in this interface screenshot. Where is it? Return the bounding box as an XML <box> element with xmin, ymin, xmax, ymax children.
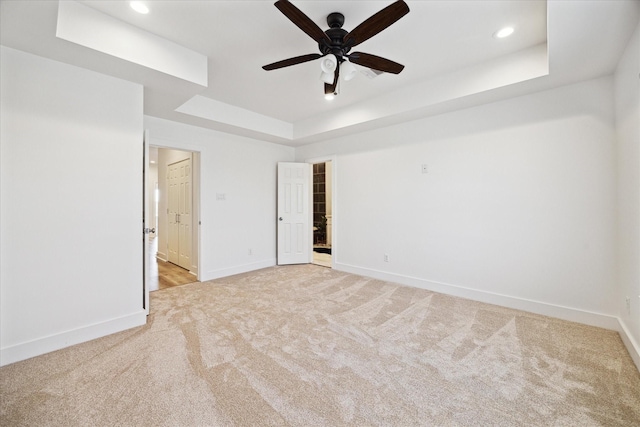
<box><xmin>348</xmin><ymin>52</ymin><xmax>404</xmax><ymax>74</ymax></box>
<box><xmin>324</xmin><ymin>65</ymin><xmax>340</xmax><ymax>95</ymax></box>
<box><xmin>275</xmin><ymin>0</ymin><xmax>331</xmax><ymax>45</ymax></box>
<box><xmin>343</xmin><ymin>0</ymin><xmax>410</xmax><ymax>48</ymax></box>
<box><xmin>263</xmin><ymin>53</ymin><xmax>323</xmax><ymax>71</ymax></box>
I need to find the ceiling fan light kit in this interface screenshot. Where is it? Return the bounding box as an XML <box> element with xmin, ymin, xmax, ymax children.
<box><xmin>320</xmin><ymin>54</ymin><xmax>338</xmax><ymax>74</ymax></box>
<box><xmin>263</xmin><ymin>0</ymin><xmax>410</xmax><ymax>97</ymax></box>
<box><xmin>320</xmin><ymin>71</ymin><xmax>335</xmax><ymax>85</ymax></box>
<box><xmin>320</xmin><ymin>54</ymin><xmax>338</xmax><ymax>84</ymax></box>
<box><xmin>341</xmin><ymin>59</ymin><xmax>357</xmax><ymax>82</ymax></box>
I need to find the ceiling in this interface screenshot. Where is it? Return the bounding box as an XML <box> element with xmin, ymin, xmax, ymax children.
<box><xmin>1</xmin><ymin>1</ymin><xmax>638</xmax><ymax>146</ymax></box>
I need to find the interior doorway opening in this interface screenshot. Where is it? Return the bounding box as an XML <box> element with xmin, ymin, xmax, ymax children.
<box><xmin>147</xmin><ymin>146</ymin><xmax>200</xmax><ymax>290</ymax></box>
<box><xmin>312</xmin><ymin>161</ymin><xmax>332</xmax><ymax>268</ymax></box>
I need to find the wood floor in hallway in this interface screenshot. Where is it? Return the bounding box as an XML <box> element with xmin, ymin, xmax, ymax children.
<box><xmin>148</xmin><ymin>237</ymin><xmax>197</xmax><ymax>291</ymax></box>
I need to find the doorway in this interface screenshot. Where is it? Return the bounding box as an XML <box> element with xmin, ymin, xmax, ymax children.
<box><xmin>312</xmin><ymin>160</ymin><xmax>333</xmax><ymax>268</ymax></box>
<box><xmin>147</xmin><ymin>146</ymin><xmax>200</xmax><ymax>291</ymax></box>
<box><xmin>276</xmin><ymin>159</ymin><xmax>335</xmax><ymax>267</ymax></box>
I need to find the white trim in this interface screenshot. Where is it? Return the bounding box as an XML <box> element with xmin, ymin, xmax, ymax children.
<box><xmin>205</xmin><ymin>259</ymin><xmax>276</xmax><ymax>281</ymax></box>
<box><xmin>334</xmin><ymin>262</ymin><xmax>624</xmax><ymax>332</ymax></box>
<box><xmin>0</xmin><ymin>310</ymin><xmax>147</xmax><ymax>367</ymax></box>
<box><xmin>335</xmin><ymin>263</ymin><xmax>640</xmax><ymax>369</ymax></box>
<box><xmin>147</xmin><ymin>137</ymin><xmax>202</xmax><ymax>283</ymax></box>
<box><xmin>143</xmin><ymin>129</ymin><xmax>150</xmax><ymax>315</ymax></box>
<box><xmin>191</xmin><ymin>151</ymin><xmax>201</xmax><ymax>280</ymax></box>
<box><xmin>617</xmin><ymin>318</ymin><xmax>640</xmax><ymax>371</ymax></box>
<box><xmin>146</xmin><ymin>136</ymin><xmax>202</xmax><ymax>153</ymax></box>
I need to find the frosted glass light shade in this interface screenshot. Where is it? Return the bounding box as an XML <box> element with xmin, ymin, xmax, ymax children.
<box><xmin>341</xmin><ymin>60</ymin><xmax>357</xmax><ymax>81</ymax></box>
<box><xmin>320</xmin><ymin>54</ymin><xmax>337</xmax><ymax>73</ymax></box>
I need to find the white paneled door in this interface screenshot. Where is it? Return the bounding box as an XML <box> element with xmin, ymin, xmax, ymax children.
<box><xmin>277</xmin><ymin>162</ymin><xmax>311</xmax><ymax>265</ymax></box>
<box><xmin>167</xmin><ymin>158</ymin><xmax>192</xmax><ymax>270</ymax></box>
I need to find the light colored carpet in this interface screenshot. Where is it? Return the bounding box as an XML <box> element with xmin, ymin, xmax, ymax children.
<box><xmin>1</xmin><ymin>265</ymin><xmax>639</xmax><ymax>426</ymax></box>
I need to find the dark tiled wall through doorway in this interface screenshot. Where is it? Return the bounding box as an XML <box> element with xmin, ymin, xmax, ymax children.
<box><xmin>313</xmin><ymin>163</ymin><xmax>326</xmax><ymax>244</ymax></box>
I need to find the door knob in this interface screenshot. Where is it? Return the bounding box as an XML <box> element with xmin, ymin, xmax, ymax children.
<box><xmin>279</xmin><ymin>217</ymin><xmax>283</xmax><ymax>221</ymax></box>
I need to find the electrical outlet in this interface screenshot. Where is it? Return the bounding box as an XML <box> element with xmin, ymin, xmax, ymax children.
<box><xmin>626</xmin><ymin>297</ymin><xmax>631</xmax><ymax>315</ymax></box>
<box><xmin>421</xmin><ymin>164</ymin><xmax>428</xmax><ymax>174</ymax></box>
<box><xmin>384</xmin><ymin>253</ymin><xmax>389</xmax><ymax>262</ymax></box>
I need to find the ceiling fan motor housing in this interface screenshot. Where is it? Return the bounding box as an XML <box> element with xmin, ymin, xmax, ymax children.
<box><xmin>320</xmin><ymin>12</ymin><xmax>350</xmax><ymax>61</ymax></box>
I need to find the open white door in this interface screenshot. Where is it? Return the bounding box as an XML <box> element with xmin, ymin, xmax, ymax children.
<box><xmin>277</xmin><ymin>162</ymin><xmax>312</xmax><ymax>265</ymax></box>
<box><xmin>142</xmin><ymin>130</ymin><xmax>150</xmax><ymax>315</ymax></box>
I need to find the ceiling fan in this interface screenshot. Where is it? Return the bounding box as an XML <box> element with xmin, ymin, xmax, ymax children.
<box><xmin>262</xmin><ymin>0</ymin><xmax>410</xmax><ymax>97</ymax></box>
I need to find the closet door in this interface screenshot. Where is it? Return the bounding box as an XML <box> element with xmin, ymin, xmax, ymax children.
<box><xmin>177</xmin><ymin>158</ymin><xmax>192</xmax><ymax>270</ymax></box>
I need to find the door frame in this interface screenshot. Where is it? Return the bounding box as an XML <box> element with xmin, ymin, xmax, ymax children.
<box><xmin>145</xmin><ymin>140</ymin><xmax>202</xmax><ymax>290</ymax></box>
<box><xmin>143</xmin><ymin>130</ymin><xmax>150</xmax><ymax>314</ymax></box>
<box><xmin>306</xmin><ymin>155</ymin><xmax>337</xmax><ymax>268</ymax></box>
<box><xmin>157</xmin><ymin>149</ymin><xmax>200</xmax><ymax>277</ymax></box>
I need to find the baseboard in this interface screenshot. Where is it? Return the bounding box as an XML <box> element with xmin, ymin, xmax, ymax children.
<box><xmin>617</xmin><ymin>318</ymin><xmax>640</xmax><ymax>371</ymax></box>
<box><xmin>0</xmin><ymin>310</ymin><xmax>147</xmax><ymax>367</ymax></box>
<box><xmin>156</xmin><ymin>251</ymin><xmax>167</xmax><ymax>262</ymax></box>
<box><xmin>335</xmin><ymin>263</ymin><xmax>640</xmax><ymax>370</ymax></box>
<box><xmin>335</xmin><ymin>263</ymin><xmax>621</xmax><ymax>331</ymax></box>
<box><xmin>204</xmin><ymin>258</ymin><xmax>276</xmax><ymax>281</ymax></box>
<box><xmin>206</xmin><ymin>261</ymin><xmax>639</xmax><ymax>370</ymax></box>
<box><xmin>338</xmin><ymin>262</ymin><xmax>639</xmax><ymax>370</ymax></box>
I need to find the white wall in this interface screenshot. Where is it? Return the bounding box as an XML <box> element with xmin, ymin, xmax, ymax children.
<box><xmin>0</xmin><ymin>47</ymin><xmax>145</xmax><ymax>366</ymax></box>
<box><xmin>614</xmin><ymin>21</ymin><xmax>640</xmax><ymax>368</ymax></box>
<box><xmin>297</xmin><ymin>76</ymin><xmax>619</xmax><ymax>331</ymax></box>
<box><xmin>145</xmin><ymin>116</ymin><xmax>295</xmax><ymax>280</ymax></box>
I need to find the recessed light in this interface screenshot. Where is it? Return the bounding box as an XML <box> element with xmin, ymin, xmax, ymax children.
<box><xmin>130</xmin><ymin>1</ymin><xmax>149</xmax><ymax>14</ymax></box>
<box><xmin>494</xmin><ymin>27</ymin><xmax>514</xmax><ymax>39</ymax></box>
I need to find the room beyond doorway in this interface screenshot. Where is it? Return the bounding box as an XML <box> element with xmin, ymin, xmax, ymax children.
<box><xmin>312</xmin><ymin>161</ymin><xmax>332</xmax><ymax>268</ymax></box>
<box><xmin>148</xmin><ymin>237</ymin><xmax>197</xmax><ymax>291</ymax></box>
<box><xmin>147</xmin><ymin>146</ymin><xmax>201</xmax><ymax>290</ymax></box>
